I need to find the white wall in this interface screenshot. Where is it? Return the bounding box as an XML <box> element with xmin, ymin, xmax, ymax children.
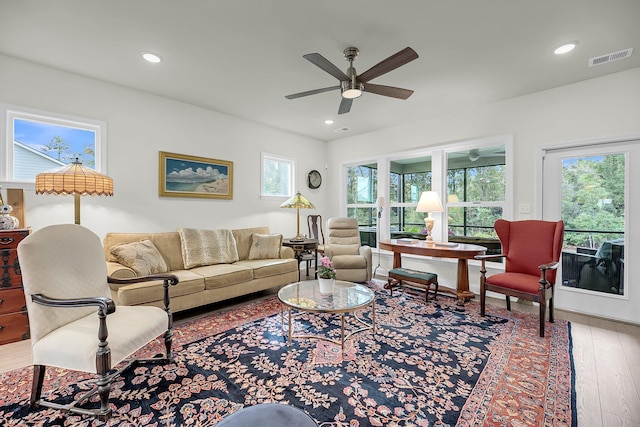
<box><xmin>327</xmin><ymin>67</ymin><xmax>640</xmax><ymax>324</ymax></box>
<box><xmin>0</xmin><ymin>54</ymin><xmax>328</xmax><ymax>239</ymax></box>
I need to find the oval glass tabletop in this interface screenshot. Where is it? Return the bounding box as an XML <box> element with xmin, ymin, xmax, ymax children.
<box><xmin>278</xmin><ymin>280</ymin><xmax>374</xmax><ymax>313</ymax></box>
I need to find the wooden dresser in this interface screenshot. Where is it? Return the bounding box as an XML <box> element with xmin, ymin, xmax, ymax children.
<box><xmin>0</xmin><ymin>228</ymin><xmax>30</xmax><ymax>345</ymax></box>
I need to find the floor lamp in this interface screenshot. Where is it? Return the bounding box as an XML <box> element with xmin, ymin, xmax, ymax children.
<box><xmin>35</xmin><ymin>158</ymin><xmax>114</xmax><ymax>225</ymax></box>
<box><xmin>373</xmin><ymin>196</ymin><xmax>386</xmax><ymax>277</ymax></box>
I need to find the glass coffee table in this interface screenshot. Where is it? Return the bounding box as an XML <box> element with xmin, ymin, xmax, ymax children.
<box><xmin>278</xmin><ymin>280</ymin><xmax>376</xmax><ymax>353</ymax></box>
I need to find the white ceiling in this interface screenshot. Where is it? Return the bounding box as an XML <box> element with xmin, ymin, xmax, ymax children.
<box><xmin>1</xmin><ymin>0</ymin><xmax>639</xmax><ymax>142</ymax></box>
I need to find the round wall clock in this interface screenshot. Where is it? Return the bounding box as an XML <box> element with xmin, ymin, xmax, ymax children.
<box><xmin>307</xmin><ymin>170</ymin><xmax>322</xmax><ymax>189</ymax></box>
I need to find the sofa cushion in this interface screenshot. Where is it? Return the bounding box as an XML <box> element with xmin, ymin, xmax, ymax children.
<box><xmin>114</xmin><ymin>269</ymin><xmax>205</xmax><ymax>306</ymax></box>
<box><xmin>232</xmin><ymin>227</ymin><xmax>271</xmax><ymax>260</ymax></box>
<box><xmin>248</xmin><ymin>233</ymin><xmax>283</xmax><ymax>260</ymax></box>
<box><xmin>189</xmin><ymin>263</ymin><xmax>254</xmax><ymax>290</ymax></box>
<box><xmin>104</xmin><ymin>232</ymin><xmax>185</xmax><ymax>271</ymax></box>
<box><xmin>234</xmin><ymin>259</ymin><xmax>298</xmax><ymax>279</ymax></box>
<box><xmin>331</xmin><ymin>254</ymin><xmax>367</xmax><ymax>269</ymax></box>
<box><xmin>110</xmin><ymin>239</ymin><xmax>169</xmax><ymax>276</ymax></box>
<box><xmin>178</xmin><ymin>228</ymin><xmax>239</xmax><ymax>269</ymax></box>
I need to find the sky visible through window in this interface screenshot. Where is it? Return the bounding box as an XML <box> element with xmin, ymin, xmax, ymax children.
<box><xmin>14</xmin><ymin>118</ymin><xmax>96</xmax><ymax>166</ymax></box>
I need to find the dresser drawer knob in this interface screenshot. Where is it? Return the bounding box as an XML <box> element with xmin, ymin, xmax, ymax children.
<box><xmin>0</xmin><ymin>299</ymin><xmax>3</xmax><ymax>305</ymax></box>
<box><xmin>0</xmin><ymin>237</ymin><xmax>15</xmax><ymax>245</ymax></box>
<box><xmin>0</xmin><ymin>325</ymin><xmax>4</xmax><ymax>332</ymax></box>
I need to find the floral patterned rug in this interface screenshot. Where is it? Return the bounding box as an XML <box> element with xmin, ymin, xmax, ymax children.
<box><xmin>0</xmin><ymin>284</ymin><xmax>576</xmax><ymax>426</ymax></box>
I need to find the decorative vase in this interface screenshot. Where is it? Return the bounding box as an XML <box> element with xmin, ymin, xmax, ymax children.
<box><xmin>318</xmin><ymin>278</ymin><xmax>335</xmax><ymax>295</ymax></box>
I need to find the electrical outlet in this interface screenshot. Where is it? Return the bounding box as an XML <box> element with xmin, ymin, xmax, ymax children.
<box><xmin>518</xmin><ymin>203</ymin><xmax>531</xmax><ymax>214</ymax></box>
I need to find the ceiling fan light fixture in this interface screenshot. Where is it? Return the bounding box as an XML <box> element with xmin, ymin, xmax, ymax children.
<box><xmin>341</xmin><ymin>81</ymin><xmax>363</xmax><ymax>99</ymax></box>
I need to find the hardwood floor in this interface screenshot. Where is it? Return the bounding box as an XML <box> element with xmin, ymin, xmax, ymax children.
<box><xmin>1</xmin><ymin>291</ymin><xmax>638</xmax><ymax>426</ymax></box>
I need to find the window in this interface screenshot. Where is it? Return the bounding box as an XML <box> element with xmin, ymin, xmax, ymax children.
<box><xmin>446</xmin><ymin>145</ymin><xmax>506</xmax><ymax>240</ymax></box>
<box><xmin>389</xmin><ymin>156</ymin><xmax>433</xmax><ymax>237</ymax></box>
<box><xmin>261</xmin><ymin>152</ymin><xmax>294</xmax><ymax>198</ymax></box>
<box><xmin>346</xmin><ymin>163</ymin><xmax>378</xmax><ymax>247</ymax></box>
<box><xmin>2</xmin><ymin>108</ymin><xmax>105</xmax><ymax>183</ymax></box>
<box><xmin>342</xmin><ymin>136</ymin><xmax>511</xmax><ymax>248</ymax></box>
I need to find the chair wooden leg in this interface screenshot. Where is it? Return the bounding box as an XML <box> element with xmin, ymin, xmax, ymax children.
<box><xmin>480</xmin><ymin>281</ymin><xmax>486</xmax><ymax>316</ymax></box>
<box><xmin>549</xmin><ymin>292</ymin><xmax>555</xmax><ymax>324</ymax></box>
<box><xmin>505</xmin><ymin>295</ymin><xmax>511</xmax><ymax>311</ymax></box>
<box><xmin>96</xmin><ymin>373</ymin><xmax>113</xmax><ymax>420</ymax></box>
<box><xmin>539</xmin><ymin>299</ymin><xmax>546</xmax><ymax>338</ymax></box>
<box><xmin>30</xmin><ymin>364</ymin><xmax>46</xmax><ymax>407</ymax></box>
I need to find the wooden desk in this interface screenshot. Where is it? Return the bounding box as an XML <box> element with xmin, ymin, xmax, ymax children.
<box><xmin>379</xmin><ymin>239</ymin><xmax>486</xmax><ymax>305</ymax></box>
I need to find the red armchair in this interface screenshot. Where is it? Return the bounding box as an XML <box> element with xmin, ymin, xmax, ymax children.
<box><xmin>477</xmin><ymin>219</ymin><xmax>565</xmax><ymax>337</ymax></box>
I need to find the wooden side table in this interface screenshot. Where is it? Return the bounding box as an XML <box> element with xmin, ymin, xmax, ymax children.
<box><xmin>0</xmin><ymin>228</ymin><xmax>30</xmax><ymax>345</ymax></box>
<box><xmin>282</xmin><ymin>238</ymin><xmax>318</xmax><ymax>281</ymax></box>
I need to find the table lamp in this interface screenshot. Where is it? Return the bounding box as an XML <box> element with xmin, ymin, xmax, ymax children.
<box><xmin>416</xmin><ymin>191</ymin><xmax>443</xmax><ymax>243</ymax></box>
<box><xmin>35</xmin><ymin>158</ymin><xmax>114</xmax><ymax>225</ymax></box>
<box><xmin>280</xmin><ymin>191</ymin><xmax>315</xmax><ymax>241</ymax></box>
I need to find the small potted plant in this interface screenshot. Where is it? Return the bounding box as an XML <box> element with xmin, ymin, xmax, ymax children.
<box><xmin>317</xmin><ymin>256</ymin><xmax>336</xmax><ymax>294</ymax></box>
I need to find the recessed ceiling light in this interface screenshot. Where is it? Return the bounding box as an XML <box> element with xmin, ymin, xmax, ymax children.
<box><xmin>324</xmin><ymin>119</ymin><xmax>334</xmax><ymax>125</ymax></box>
<box><xmin>554</xmin><ymin>42</ymin><xmax>577</xmax><ymax>55</ymax></box>
<box><xmin>142</xmin><ymin>52</ymin><xmax>162</xmax><ymax>63</ymax></box>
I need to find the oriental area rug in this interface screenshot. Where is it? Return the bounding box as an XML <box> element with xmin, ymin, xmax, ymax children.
<box><xmin>0</xmin><ymin>283</ymin><xmax>576</xmax><ymax>426</ymax></box>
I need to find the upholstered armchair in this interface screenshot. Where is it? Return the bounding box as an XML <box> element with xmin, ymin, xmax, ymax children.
<box><xmin>476</xmin><ymin>219</ymin><xmax>564</xmax><ymax>337</ymax></box>
<box><xmin>324</xmin><ymin>217</ymin><xmax>372</xmax><ymax>282</ymax></box>
<box><xmin>17</xmin><ymin>224</ymin><xmax>178</xmax><ymax>420</ymax></box>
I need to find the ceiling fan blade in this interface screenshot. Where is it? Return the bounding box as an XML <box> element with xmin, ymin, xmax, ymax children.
<box><xmin>303</xmin><ymin>53</ymin><xmax>350</xmax><ymax>81</ymax></box>
<box><xmin>285</xmin><ymin>86</ymin><xmax>340</xmax><ymax>99</ymax></box>
<box><xmin>357</xmin><ymin>47</ymin><xmax>419</xmax><ymax>83</ymax></box>
<box><xmin>363</xmin><ymin>83</ymin><xmax>414</xmax><ymax>100</ymax></box>
<box><xmin>338</xmin><ymin>97</ymin><xmax>352</xmax><ymax>115</ymax></box>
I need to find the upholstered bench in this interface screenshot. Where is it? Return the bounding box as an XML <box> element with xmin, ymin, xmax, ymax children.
<box><xmin>385</xmin><ymin>267</ymin><xmax>438</xmax><ymax>302</ymax></box>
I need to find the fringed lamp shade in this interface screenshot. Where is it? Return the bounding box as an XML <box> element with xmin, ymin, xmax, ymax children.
<box><xmin>35</xmin><ymin>159</ymin><xmax>114</xmax><ymax>224</ymax></box>
<box><xmin>280</xmin><ymin>191</ymin><xmax>315</xmax><ymax>241</ymax></box>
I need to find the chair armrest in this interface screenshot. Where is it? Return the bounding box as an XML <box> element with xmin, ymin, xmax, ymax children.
<box><xmin>108</xmin><ymin>273</ymin><xmax>179</xmax><ymax>287</ymax></box>
<box><xmin>31</xmin><ymin>294</ymin><xmax>116</xmax><ymax>315</ymax></box>
<box><xmin>475</xmin><ymin>254</ymin><xmax>506</xmax><ymax>261</ymax></box>
<box><xmin>539</xmin><ymin>261</ymin><xmax>559</xmax><ymax>271</ymax></box>
<box><xmin>109</xmin><ymin>274</ymin><xmax>178</xmax><ymax>312</ymax></box>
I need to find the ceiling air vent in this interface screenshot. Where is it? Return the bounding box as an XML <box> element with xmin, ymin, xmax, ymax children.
<box><xmin>334</xmin><ymin>127</ymin><xmax>351</xmax><ymax>133</ymax></box>
<box><xmin>589</xmin><ymin>48</ymin><xmax>633</xmax><ymax>67</ymax></box>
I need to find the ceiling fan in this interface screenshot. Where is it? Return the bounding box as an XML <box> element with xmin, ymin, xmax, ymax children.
<box><xmin>285</xmin><ymin>46</ymin><xmax>419</xmax><ymax>114</ymax></box>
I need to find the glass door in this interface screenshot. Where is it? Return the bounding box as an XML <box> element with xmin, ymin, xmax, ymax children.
<box><xmin>542</xmin><ymin>140</ymin><xmax>639</xmax><ymax>322</ymax></box>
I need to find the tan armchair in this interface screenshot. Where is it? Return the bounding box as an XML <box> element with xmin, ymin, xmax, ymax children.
<box><xmin>17</xmin><ymin>224</ymin><xmax>178</xmax><ymax>420</ymax></box>
<box><xmin>324</xmin><ymin>217</ymin><xmax>372</xmax><ymax>282</ymax></box>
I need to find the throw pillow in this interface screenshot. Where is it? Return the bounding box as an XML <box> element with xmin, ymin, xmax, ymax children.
<box><xmin>110</xmin><ymin>239</ymin><xmax>169</xmax><ymax>276</ymax></box>
<box><xmin>178</xmin><ymin>228</ymin><xmax>240</xmax><ymax>269</ymax></box>
<box><xmin>247</xmin><ymin>233</ymin><xmax>283</xmax><ymax>260</ymax></box>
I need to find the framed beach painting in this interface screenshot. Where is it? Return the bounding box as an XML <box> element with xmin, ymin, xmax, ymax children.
<box><xmin>159</xmin><ymin>151</ymin><xmax>233</xmax><ymax>199</ymax></box>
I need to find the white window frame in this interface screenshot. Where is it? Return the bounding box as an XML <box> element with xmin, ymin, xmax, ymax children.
<box><xmin>1</xmin><ymin>105</ymin><xmax>107</xmax><ymax>189</ymax></box>
<box><xmin>260</xmin><ymin>152</ymin><xmax>295</xmax><ymax>199</ymax></box>
<box><xmin>341</xmin><ymin>134</ymin><xmax>513</xmax><ymax>245</ymax></box>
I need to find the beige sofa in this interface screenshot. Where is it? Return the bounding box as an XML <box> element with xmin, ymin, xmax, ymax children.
<box><xmin>103</xmin><ymin>227</ymin><xmax>298</xmax><ymax>313</ymax></box>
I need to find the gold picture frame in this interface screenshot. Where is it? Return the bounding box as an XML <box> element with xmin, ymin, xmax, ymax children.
<box><xmin>159</xmin><ymin>151</ymin><xmax>233</xmax><ymax>199</ymax></box>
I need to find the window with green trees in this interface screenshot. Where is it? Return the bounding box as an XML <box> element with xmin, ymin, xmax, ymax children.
<box><xmin>346</xmin><ymin>164</ymin><xmax>377</xmax><ymax>247</ymax></box>
<box><xmin>562</xmin><ymin>154</ymin><xmax>625</xmax><ymax>248</ymax></box>
<box><xmin>389</xmin><ymin>156</ymin><xmax>432</xmax><ymax>235</ymax></box>
<box><xmin>261</xmin><ymin>152</ymin><xmax>294</xmax><ymax>198</ymax></box>
<box><xmin>446</xmin><ymin>146</ymin><xmax>506</xmax><ymax>239</ymax></box>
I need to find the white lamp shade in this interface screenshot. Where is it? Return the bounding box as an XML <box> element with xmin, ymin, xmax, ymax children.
<box><xmin>416</xmin><ymin>191</ymin><xmax>443</xmax><ymax>213</ymax></box>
